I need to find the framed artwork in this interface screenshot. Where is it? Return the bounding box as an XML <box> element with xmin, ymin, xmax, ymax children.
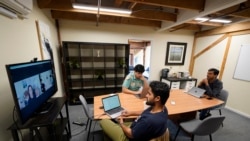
<box><xmin>36</xmin><ymin>20</ymin><xmax>53</xmax><ymax>60</ymax></box>
<box><xmin>165</xmin><ymin>42</ymin><xmax>187</xmax><ymax>65</ymax></box>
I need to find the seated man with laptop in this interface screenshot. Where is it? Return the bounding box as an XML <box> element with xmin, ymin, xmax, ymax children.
<box><xmin>100</xmin><ymin>81</ymin><xmax>170</xmax><ymax>141</ymax></box>
<box><xmin>122</xmin><ymin>64</ymin><xmax>149</xmax><ymax>98</ymax></box>
<box><xmin>198</xmin><ymin>68</ymin><xmax>223</xmax><ymax>120</ymax></box>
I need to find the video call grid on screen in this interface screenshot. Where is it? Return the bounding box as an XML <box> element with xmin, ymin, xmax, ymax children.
<box><xmin>11</xmin><ymin>62</ymin><xmax>54</xmax><ymax>106</ymax></box>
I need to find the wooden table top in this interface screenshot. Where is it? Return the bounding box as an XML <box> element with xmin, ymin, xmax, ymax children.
<box><xmin>93</xmin><ymin>89</ymin><xmax>224</xmax><ymax>119</ymax></box>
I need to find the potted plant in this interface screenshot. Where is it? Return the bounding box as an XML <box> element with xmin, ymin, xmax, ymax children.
<box><xmin>118</xmin><ymin>58</ymin><xmax>127</xmax><ymax>68</ymax></box>
<box><xmin>95</xmin><ymin>70</ymin><xmax>104</xmax><ymax>80</ymax></box>
<box><xmin>67</xmin><ymin>59</ymin><xmax>80</xmax><ymax>69</ymax></box>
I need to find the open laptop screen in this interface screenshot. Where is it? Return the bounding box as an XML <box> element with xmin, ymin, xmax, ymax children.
<box><xmin>102</xmin><ymin>94</ymin><xmax>121</xmax><ymax>111</ymax></box>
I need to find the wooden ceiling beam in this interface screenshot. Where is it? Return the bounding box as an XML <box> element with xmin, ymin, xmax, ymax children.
<box><xmin>195</xmin><ymin>21</ymin><xmax>250</xmax><ymax>37</ymax></box>
<box><xmin>230</xmin><ymin>9</ymin><xmax>250</xmax><ymax>18</ymax></box>
<box><xmin>131</xmin><ymin>10</ymin><xmax>176</xmax><ymax>22</ymax></box>
<box><xmin>215</xmin><ymin>1</ymin><xmax>250</xmax><ymax>18</ymax></box>
<box><xmin>128</xmin><ymin>2</ymin><xmax>137</xmax><ymax>9</ymax></box>
<box><xmin>187</xmin><ymin>20</ymin><xmax>223</xmax><ymax>27</ymax></box>
<box><xmin>51</xmin><ymin>10</ymin><xmax>161</xmax><ymax>27</ymax></box>
<box><xmin>122</xmin><ymin>0</ymin><xmax>205</xmax><ymax>11</ymax></box>
<box><xmin>169</xmin><ymin>24</ymin><xmax>201</xmax><ymax>32</ymax></box>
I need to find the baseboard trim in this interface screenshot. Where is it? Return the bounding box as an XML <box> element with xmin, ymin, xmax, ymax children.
<box><xmin>225</xmin><ymin>106</ymin><xmax>250</xmax><ymax>118</ymax></box>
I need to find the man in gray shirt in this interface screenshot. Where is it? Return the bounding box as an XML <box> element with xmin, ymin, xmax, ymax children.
<box><xmin>198</xmin><ymin>68</ymin><xmax>223</xmax><ymax>120</ymax></box>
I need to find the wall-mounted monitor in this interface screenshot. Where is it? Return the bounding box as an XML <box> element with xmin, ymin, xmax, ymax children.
<box><xmin>6</xmin><ymin>60</ymin><xmax>58</xmax><ymax>124</ymax></box>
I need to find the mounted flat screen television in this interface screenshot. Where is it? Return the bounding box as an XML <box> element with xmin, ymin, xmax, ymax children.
<box><xmin>6</xmin><ymin>59</ymin><xmax>58</xmax><ymax>124</ymax></box>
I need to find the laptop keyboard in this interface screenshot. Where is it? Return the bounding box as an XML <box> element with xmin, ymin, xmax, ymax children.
<box><xmin>190</xmin><ymin>93</ymin><xmax>201</xmax><ymax>98</ymax></box>
<box><xmin>108</xmin><ymin>107</ymin><xmax>124</xmax><ymax>115</ymax></box>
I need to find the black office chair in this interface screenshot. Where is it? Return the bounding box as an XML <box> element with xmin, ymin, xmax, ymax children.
<box><xmin>174</xmin><ymin>115</ymin><xmax>225</xmax><ymax>141</ymax></box>
<box><xmin>79</xmin><ymin>95</ymin><xmax>95</xmax><ymax>141</ymax></box>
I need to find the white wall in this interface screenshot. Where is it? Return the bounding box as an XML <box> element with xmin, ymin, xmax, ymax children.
<box><xmin>192</xmin><ymin>34</ymin><xmax>250</xmax><ymax>117</ymax></box>
<box><xmin>145</xmin><ymin>45</ymin><xmax>151</xmax><ymax>70</ymax></box>
<box><xmin>59</xmin><ymin>20</ymin><xmax>195</xmax><ymax>80</ymax></box>
<box><xmin>0</xmin><ymin>1</ymin><xmax>63</xmax><ymax>140</ymax></box>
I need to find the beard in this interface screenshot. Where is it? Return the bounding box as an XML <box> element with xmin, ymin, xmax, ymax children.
<box><xmin>146</xmin><ymin>101</ymin><xmax>155</xmax><ymax>106</ymax></box>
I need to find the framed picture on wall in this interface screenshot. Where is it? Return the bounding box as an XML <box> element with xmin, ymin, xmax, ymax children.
<box><xmin>36</xmin><ymin>20</ymin><xmax>53</xmax><ymax>60</ymax></box>
<box><xmin>165</xmin><ymin>42</ymin><xmax>187</xmax><ymax>65</ymax></box>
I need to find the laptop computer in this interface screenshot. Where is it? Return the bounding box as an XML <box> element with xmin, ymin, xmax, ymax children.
<box><xmin>186</xmin><ymin>87</ymin><xmax>206</xmax><ymax>98</ymax></box>
<box><xmin>102</xmin><ymin>94</ymin><xmax>124</xmax><ymax>119</ymax></box>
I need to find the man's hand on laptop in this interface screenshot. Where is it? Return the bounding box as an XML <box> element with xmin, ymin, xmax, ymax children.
<box><xmin>121</xmin><ymin>110</ymin><xmax>143</xmax><ymax>117</ymax></box>
<box><xmin>121</xmin><ymin>110</ymin><xmax>130</xmax><ymax>117</ymax></box>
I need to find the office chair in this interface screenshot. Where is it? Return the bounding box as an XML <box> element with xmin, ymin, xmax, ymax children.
<box><xmin>210</xmin><ymin>89</ymin><xmax>229</xmax><ymax>127</ymax></box>
<box><xmin>174</xmin><ymin>115</ymin><xmax>225</xmax><ymax>141</ymax></box>
<box><xmin>213</xmin><ymin>89</ymin><xmax>229</xmax><ymax>115</ymax></box>
<box><xmin>79</xmin><ymin>95</ymin><xmax>95</xmax><ymax>141</ymax></box>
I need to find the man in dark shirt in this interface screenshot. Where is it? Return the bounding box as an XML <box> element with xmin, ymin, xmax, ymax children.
<box><xmin>100</xmin><ymin>81</ymin><xmax>170</xmax><ymax>141</ymax></box>
<box><xmin>198</xmin><ymin>68</ymin><xmax>223</xmax><ymax>120</ymax></box>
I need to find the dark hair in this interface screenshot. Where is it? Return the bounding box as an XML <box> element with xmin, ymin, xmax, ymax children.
<box><xmin>134</xmin><ymin>64</ymin><xmax>145</xmax><ymax>73</ymax></box>
<box><xmin>149</xmin><ymin>81</ymin><xmax>170</xmax><ymax>105</ymax></box>
<box><xmin>208</xmin><ymin>68</ymin><xmax>220</xmax><ymax>75</ymax></box>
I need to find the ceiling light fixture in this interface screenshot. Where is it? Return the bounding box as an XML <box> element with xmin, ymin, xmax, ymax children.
<box><xmin>72</xmin><ymin>3</ymin><xmax>132</xmax><ymax>15</ymax></box>
<box><xmin>195</xmin><ymin>17</ymin><xmax>232</xmax><ymax>23</ymax></box>
<box><xmin>209</xmin><ymin>19</ymin><xmax>232</xmax><ymax>23</ymax></box>
<box><xmin>195</xmin><ymin>17</ymin><xmax>209</xmax><ymax>22</ymax></box>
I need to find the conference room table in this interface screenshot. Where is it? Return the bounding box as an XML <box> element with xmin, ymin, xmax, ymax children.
<box><xmin>93</xmin><ymin>89</ymin><xmax>224</xmax><ymax>122</ymax></box>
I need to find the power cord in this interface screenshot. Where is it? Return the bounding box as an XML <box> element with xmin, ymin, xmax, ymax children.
<box><xmin>71</xmin><ymin>117</ymin><xmax>87</xmax><ymax>136</ymax></box>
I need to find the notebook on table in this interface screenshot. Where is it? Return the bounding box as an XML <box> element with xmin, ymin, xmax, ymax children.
<box><xmin>186</xmin><ymin>87</ymin><xmax>206</xmax><ymax>98</ymax></box>
<box><xmin>102</xmin><ymin>94</ymin><xmax>124</xmax><ymax>119</ymax></box>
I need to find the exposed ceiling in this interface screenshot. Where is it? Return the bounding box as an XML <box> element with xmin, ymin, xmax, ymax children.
<box><xmin>37</xmin><ymin>0</ymin><xmax>250</xmax><ymax>32</ymax></box>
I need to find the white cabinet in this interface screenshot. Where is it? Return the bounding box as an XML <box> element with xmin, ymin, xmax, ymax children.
<box><xmin>160</xmin><ymin>77</ymin><xmax>197</xmax><ymax>90</ymax></box>
<box><xmin>170</xmin><ymin>82</ymin><xmax>180</xmax><ymax>89</ymax></box>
